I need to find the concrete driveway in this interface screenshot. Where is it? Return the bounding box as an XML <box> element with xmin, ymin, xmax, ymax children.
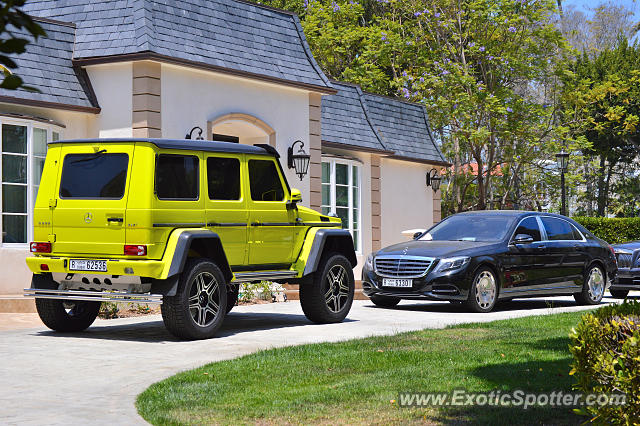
<box><xmin>0</xmin><ymin>296</ymin><xmax>617</xmax><ymax>425</ymax></box>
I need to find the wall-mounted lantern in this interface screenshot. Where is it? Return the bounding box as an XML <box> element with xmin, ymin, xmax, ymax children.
<box><xmin>288</xmin><ymin>140</ymin><xmax>310</xmax><ymax>181</ymax></box>
<box><xmin>185</xmin><ymin>126</ymin><xmax>204</xmax><ymax>140</ymax></box>
<box><xmin>426</xmin><ymin>168</ymin><xmax>442</xmax><ymax>192</ymax></box>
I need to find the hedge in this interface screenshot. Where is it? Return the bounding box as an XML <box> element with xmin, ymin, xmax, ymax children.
<box><xmin>573</xmin><ymin>217</ymin><xmax>640</xmax><ymax>244</ymax></box>
<box><xmin>569</xmin><ymin>301</ymin><xmax>640</xmax><ymax>424</ymax></box>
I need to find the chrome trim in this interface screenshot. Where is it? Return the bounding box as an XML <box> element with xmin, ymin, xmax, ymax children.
<box><xmin>23</xmin><ymin>289</ymin><xmax>163</xmax><ymax>304</ymax></box>
<box><xmin>374</xmin><ymin>255</ymin><xmax>435</xmax><ymax>279</ymax></box>
<box><xmin>509</xmin><ymin>215</ymin><xmax>587</xmax><ymax>244</ymax></box>
<box><xmin>232</xmin><ymin>270</ymin><xmax>298</xmax><ymax>283</ymax></box>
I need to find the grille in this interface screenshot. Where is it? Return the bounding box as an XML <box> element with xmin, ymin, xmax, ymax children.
<box><xmin>617</xmin><ymin>253</ymin><xmax>633</xmax><ymax>269</ymax></box>
<box><xmin>374</xmin><ymin>256</ymin><xmax>434</xmax><ymax>278</ymax></box>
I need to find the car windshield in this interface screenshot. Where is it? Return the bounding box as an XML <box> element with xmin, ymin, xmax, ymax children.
<box><xmin>420</xmin><ymin>215</ymin><xmax>514</xmax><ymax>242</ymax></box>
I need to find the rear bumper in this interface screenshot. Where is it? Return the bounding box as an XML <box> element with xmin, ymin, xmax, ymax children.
<box><xmin>26</xmin><ymin>256</ymin><xmax>166</xmax><ymax>279</ymax></box>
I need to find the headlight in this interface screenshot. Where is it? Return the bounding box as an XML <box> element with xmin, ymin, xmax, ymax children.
<box><xmin>614</xmin><ymin>249</ymin><xmax>632</xmax><ymax>255</ymax></box>
<box><xmin>364</xmin><ymin>253</ymin><xmax>374</xmax><ymax>270</ymax></box>
<box><xmin>436</xmin><ymin>256</ymin><xmax>470</xmax><ymax>273</ymax></box>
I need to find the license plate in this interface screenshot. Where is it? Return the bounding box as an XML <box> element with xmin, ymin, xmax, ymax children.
<box><xmin>69</xmin><ymin>259</ymin><xmax>107</xmax><ymax>272</ymax></box>
<box><xmin>383</xmin><ymin>278</ymin><xmax>413</xmax><ymax>288</ymax></box>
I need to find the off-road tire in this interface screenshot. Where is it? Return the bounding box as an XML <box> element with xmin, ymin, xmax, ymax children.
<box><xmin>465</xmin><ymin>267</ymin><xmax>499</xmax><ymax>313</ymax></box>
<box><xmin>33</xmin><ymin>273</ymin><xmax>101</xmax><ymax>332</ymax></box>
<box><xmin>300</xmin><ymin>253</ymin><xmax>354</xmax><ymax>324</ymax></box>
<box><xmin>226</xmin><ymin>284</ymin><xmax>239</xmax><ymax>314</ymax></box>
<box><xmin>609</xmin><ymin>289</ymin><xmax>629</xmax><ymax>299</ymax></box>
<box><xmin>161</xmin><ymin>258</ymin><xmax>227</xmax><ymax>340</ymax></box>
<box><xmin>369</xmin><ymin>294</ymin><xmax>400</xmax><ymax>308</ymax></box>
<box><xmin>574</xmin><ymin>265</ymin><xmax>605</xmax><ymax>306</ymax></box>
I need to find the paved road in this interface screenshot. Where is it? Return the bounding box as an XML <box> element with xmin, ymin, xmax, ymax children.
<box><xmin>0</xmin><ymin>296</ymin><xmax>619</xmax><ymax>425</ymax></box>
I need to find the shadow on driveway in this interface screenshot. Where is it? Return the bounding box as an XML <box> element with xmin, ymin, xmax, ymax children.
<box><xmin>30</xmin><ymin>311</ymin><xmax>355</xmax><ymax>343</ymax></box>
<box><xmin>362</xmin><ymin>298</ymin><xmax>581</xmax><ymax>313</ymax></box>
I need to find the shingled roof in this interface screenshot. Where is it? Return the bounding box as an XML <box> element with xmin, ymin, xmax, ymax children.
<box><xmin>22</xmin><ymin>0</ymin><xmax>333</xmax><ymax>92</ymax></box>
<box><xmin>322</xmin><ymin>82</ymin><xmax>446</xmax><ymax>164</ymax></box>
<box><xmin>321</xmin><ymin>81</ymin><xmax>388</xmax><ymax>152</ymax></box>
<box><xmin>0</xmin><ymin>19</ymin><xmax>99</xmax><ymax>112</ymax></box>
<box><xmin>363</xmin><ymin>93</ymin><xmax>446</xmax><ymax>163</ymax></box>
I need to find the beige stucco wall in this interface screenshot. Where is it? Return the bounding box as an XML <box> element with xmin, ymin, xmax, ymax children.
<box><xmin>380</xmin><ymin>157</ymin><xmax>435</xmax><ymax>248</ymax></box>
<box><xmin>86</xmin><ymin>62</ymin><xmax>134</xmax><ymax>138</ymax></box>
<box><xmin>160</xmin><ymin>63</ymin><xmax>312</xmax><ymax>203</ymax></box>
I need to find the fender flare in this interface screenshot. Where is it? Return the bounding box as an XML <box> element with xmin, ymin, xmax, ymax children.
<box><xmin>302</xmin><ymin>228</ymin><xmax>357</xmax><ymax>276</ymax></box>
<box><xmin>153</xmin><ymin>230</ymin><xmax>233</xmax><ymax>296</ymax></box>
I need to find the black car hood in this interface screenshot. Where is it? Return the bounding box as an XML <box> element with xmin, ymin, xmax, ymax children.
<box><xmin>376</xmin><ymin>240</ymin><xmax>500</xmax><ymax>258</ymax></box>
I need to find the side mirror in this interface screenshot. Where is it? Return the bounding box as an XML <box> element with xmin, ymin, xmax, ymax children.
<box><xmin>513</xmin><ymin>234</ymin><xmax>534</xmax><ymax>244</ymax></box>
<box><xmin>413</xmin><ymin>232</ymin><xmax>423</xmax><ymax>240</ymax></box>
<box><xmin>287</xmin><ymin>188</ymin><xmax>302</xmax><ymax>210</ymax></box>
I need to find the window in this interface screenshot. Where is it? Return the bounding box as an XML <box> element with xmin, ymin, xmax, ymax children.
<box><xmin>156</xmin><ymin>154</ymin><xmax>199</xmax><ymax>200</ymax></box>
<box><xmin>541</xmin><ymin>217</ymin><xmax>580</xmax><ymax>241</ymax></box>
<box><xmin>207</xmin><ymin>157</ymin><xmax>240</xmax><ymax>200</ymax></box>
<box><xmin>60</xmin><ymin>153</ymin><xmax>129</xmax><ymax>199</ymax></box>
<box><xmin>321</xmin><ymin>159</ymin><xmax>361</xmax><ymax>252</ymax></box>
<box><xmin>248</xmin><ymin>159</ymin><xmax>285</xmax><ymax>201</ymax></box>
<box><xmin>1</xmin><ymin>120</ymin><xmax>62</xmax><ymax>245</ymax></box>
<box><xmin>513</xmin><ymin>217</ymin><xmax>541</xmax><ymax>242</ymax></box>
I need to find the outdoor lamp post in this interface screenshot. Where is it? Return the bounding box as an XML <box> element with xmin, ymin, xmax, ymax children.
<box><xmin>556</xmin><ymin>150</ymin><xmax>569</xmax><ymax>216</ymax></box>
<box><xmin>287</xmin><ymin>140</ymin><xmax>311</xmax><ymax>180</ymax></box>
<box><xmin>426</xmin><ymin>168</ymin><xmax>442</xmax><ymax>192</ymax></box>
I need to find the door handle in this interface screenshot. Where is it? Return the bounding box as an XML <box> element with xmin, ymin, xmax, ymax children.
<box><xmin>107</xmin><ymin>217</ymin><xmax>123</xmax><ymax>223</ymax></box>
<box><xmin>536</xmin><ymin>245</ymin><xmax>546</xmax><ymax>250</ymax></box>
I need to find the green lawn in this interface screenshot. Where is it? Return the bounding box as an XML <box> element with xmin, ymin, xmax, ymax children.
<box><xmin>137</xmin><ymin>312</ymin><xmax>590</xmax><ymax>425</ymax></box>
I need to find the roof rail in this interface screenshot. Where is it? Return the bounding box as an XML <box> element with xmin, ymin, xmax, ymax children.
<box><xmin>254</xmin><ymin>143</ymin><xmax>280</xmax><ymax>158</ymax></box>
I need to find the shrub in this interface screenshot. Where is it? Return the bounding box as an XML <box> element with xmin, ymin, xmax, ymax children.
<box><xmin>569</xmin><ymin>301</ymin><xmax>640</xmax><ymax>424</ymax></box>
<box><xmin>573</xmin><ymin>217</ymin><xmax>640</xmax><ymax>244</ymax></box>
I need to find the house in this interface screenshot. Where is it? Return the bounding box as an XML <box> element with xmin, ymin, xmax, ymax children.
<box><xmin>0</xmin><ymin>0</ymin><xmax>447</xmax><ymax>309</ymax></box>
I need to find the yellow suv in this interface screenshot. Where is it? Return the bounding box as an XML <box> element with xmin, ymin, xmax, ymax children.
<box><xmin>25</xmin><ymin>138</ymin><xmax>356</xmax><ymax>340</ymax></box>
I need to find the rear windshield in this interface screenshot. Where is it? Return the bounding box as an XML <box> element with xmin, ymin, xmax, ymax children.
<box><xmin>59</xmin><ymin>153</ymin><xmax>128</xmax><ymax>199</ymax></box>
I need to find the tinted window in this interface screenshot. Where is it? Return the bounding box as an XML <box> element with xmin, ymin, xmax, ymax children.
<box><xmin>421</xmin><ymin>214</ymin><xmax>514</xmax><ymax>242</ymax></box>
<box><xmin>60</xmin><ymin>153</ymin><xmax>128</xmax><ymax>199</ymax></box>
<box><xmin>541</xmin><ymin>217</ymin><xmax>579</xmax><ymax>240</ymax></box>
<box><xmin>513</xmin><ymin>217</ymin><xmax>541</xmax><ymax>242</ymax></box>
<box><xmin>156</xmin><ymin>154</ymin><xmax>199</xmax><ymax>200</ymax></box>
<box><xmin>249</xmin><ymin>160</ymin><xmax>284</xmax><ymax>201</ymax></box>
<box><xmin>207</xmin><ymin>157</ymin><xmax>240</xmax><ymax>200</ymax></box>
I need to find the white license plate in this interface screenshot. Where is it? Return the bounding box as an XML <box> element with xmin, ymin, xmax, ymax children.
<box><xmin>69</xmin><ymin>259</ymin><xmax>107</xmax><ymax>272</ymax></box>
<box><xmin>383</xmin><ymin>278</ymin><xmax>413</xmax><ymax>288</ymax></box>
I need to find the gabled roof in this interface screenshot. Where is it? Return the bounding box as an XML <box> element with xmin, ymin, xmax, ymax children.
<box><xmin>23</xmin><ymin>0</ymin><xmax>333</xmax><ymax>93</ymax></box>
<box><xmin>321</xmin><ymin>81</ymin><xmax>389</xmax><ymax>153</ymax></box>
<box><xmin>363</xmin><ymin>93</ymin><xmax>446</xmax><ymax>164</ymax></box>
<box><xmin>0</xmin><ymin>19</ymin><xmax>99</xmax><ymax>112</ymax></box>
<box><xmin>322</xmin><ymin>81</ymin><xmax>447</xmax><ymax>165</ymax></box>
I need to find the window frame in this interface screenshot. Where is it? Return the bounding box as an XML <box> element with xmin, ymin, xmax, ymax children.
<box><xmin>206</xmin><ymin>155</ymin><xmax>242</xmax><ymax>202</ymax></box>
<box><xmin>0</xmin><ymin>118</ymin><xmax>63</xmax><ymax>248</ymax></box>
<box><xmin>154</xmin><ymin>153</ymin><xmax>201</xmax><ymax>201</ymax></box>
<box><xmin>247</xmin><ymin>158</ymin><xmax>287</xmax><ymax>203</ymax></box>
<box><xmin>538</xmin><ymin>216</ymin><xmax>586</xmax><ymax>242</ymax></box>
<box><xmin>321</xmin><ymin>157</ymin><xmax>362</xmax><ymax>254</ymax></box>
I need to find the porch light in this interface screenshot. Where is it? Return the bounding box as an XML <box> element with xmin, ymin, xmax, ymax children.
<box><xmin>426</xmin><ymin>168</ymin><xmax>442</xmax><ymax>192</ymax></box>
<box><xmin>288</xmin><ymin>140</ymin><xmax>310</xmax><ymax>181</ymax></box>
<box><xmin>185</xmin><ymin>126</ymin><xmax>204</xmax><ymax>140</ymax></box>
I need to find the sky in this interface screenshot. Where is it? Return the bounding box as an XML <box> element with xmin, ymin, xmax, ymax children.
<box><xmin>562</xmin><ymin>0</ymin><xmax>640</xmax><ymax>20</ymax></box>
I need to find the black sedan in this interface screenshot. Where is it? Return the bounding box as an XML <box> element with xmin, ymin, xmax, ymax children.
<box><xmin>362</xmin><ymin>211</ymin><xmax>617</xmax><ymax>312</ymax></box>
<box><xmin>611</xmin><ymin>241</ymin><xmax>640</xmax><ymax>298</ymax></box>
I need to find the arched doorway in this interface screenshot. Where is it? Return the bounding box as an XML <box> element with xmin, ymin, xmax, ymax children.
<box><xmin>207</xmin><ymin>113</ymin><xmax>276</xmax><ymax>146</ymax></box>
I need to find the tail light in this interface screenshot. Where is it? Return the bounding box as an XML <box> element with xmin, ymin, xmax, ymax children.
<box><xmin>124</xmin><ymin>245</ymin><xmax>147</xmax><ymax>256</ymax></box>
<box><xmin>30</xmin><ymin>242</ymin><xmax>52</xmax><ymax>253</ymax></box>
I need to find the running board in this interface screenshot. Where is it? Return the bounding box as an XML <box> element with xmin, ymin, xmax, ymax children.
<box><xmin>24</xmin><ymin>288</ymin><xmax>163</xmax><ymax>304</ymax></box>
<box><xmin>232</xmin><ymin>270</ymin><xmax>298</xmax><ymax>283</ymax></box>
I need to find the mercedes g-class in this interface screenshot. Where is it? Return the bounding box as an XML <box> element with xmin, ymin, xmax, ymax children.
<box><xmin>25</xmin><ymin>138</ymin><xmax>357</xmax><ymax>340</ymax></box>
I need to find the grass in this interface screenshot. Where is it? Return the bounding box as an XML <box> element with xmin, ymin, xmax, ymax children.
<box><xmin>137</xmin><ymin>311</ymin><xmax>589</xmax><ymax>425</ymax></box>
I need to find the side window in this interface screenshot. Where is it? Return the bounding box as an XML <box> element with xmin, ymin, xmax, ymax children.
<box><xmin>513</xmin><ymin>217</ymin><xmax>541</xmax><ymax>242</ymax></box>
<box><xmin>541</xmin><ymin>217</ymin><xmax>578</xmax><ymax>241</ymax></box>
<box><xmin>207</xmin><ymin>157</ymin><xmax>240</xmax><ymax>200</ymax></box>
<box><xmin>248</xmin><ymin>159</ymin><xmax>285</xmax><ymax>201</ymax></box>
<box><xmin>155</xmin><ymin>154</ymin><xmax>199</xmax><ymax>200</ymax></box>
<box><xmin>571</xmin><ymin>224</ymin><xmax>584</xmax><ymax>240</ymax></box>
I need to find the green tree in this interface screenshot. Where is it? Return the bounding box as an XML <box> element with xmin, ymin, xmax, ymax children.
<box><xmin>0</xmin><ymin>0</ymin><xmax>46</xmax><ymax>90</ymax></box>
